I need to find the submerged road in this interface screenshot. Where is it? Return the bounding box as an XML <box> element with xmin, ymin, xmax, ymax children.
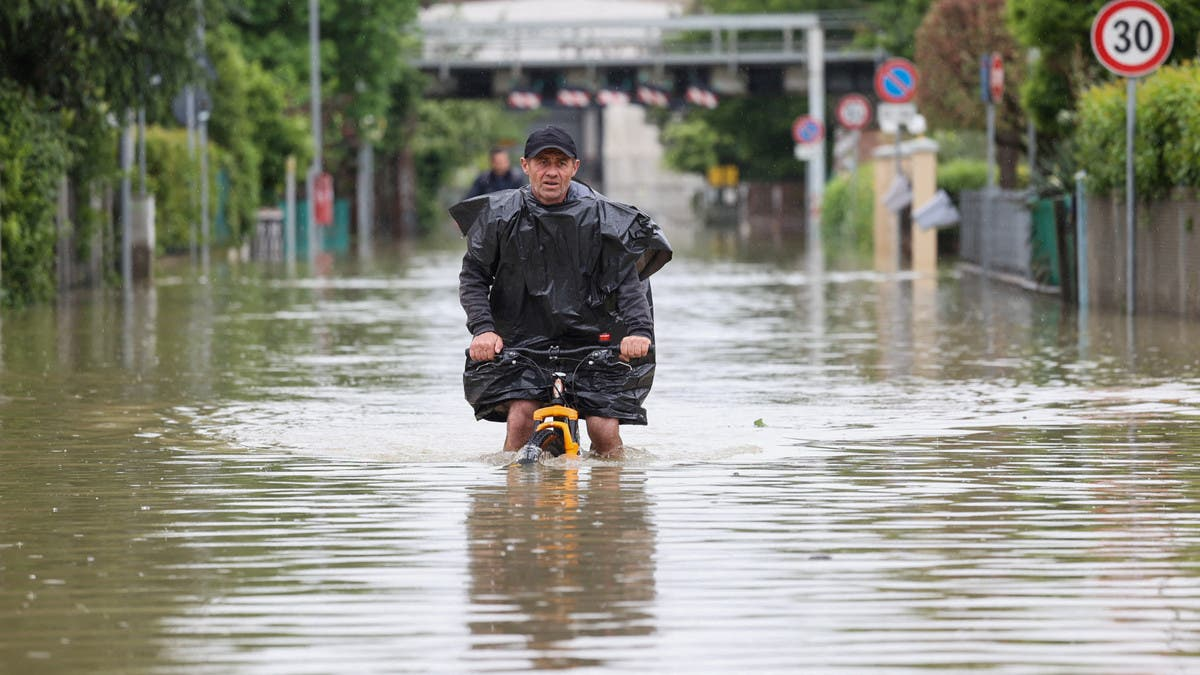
<box><xmin>3</xmin><ymin>237</ymin><xmax>1200</xmax><ymax>672</ymax></box>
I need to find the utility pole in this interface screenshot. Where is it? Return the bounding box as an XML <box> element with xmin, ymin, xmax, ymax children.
<box><xmin>308</xmin><ymin>0</ymin><xmax>322</xmax><ymax>268</ymax></box>
<box><xmin>199</xmin><ymin>110</ymin><xmax>211</xmax><ymax>276</ymax></box>
<box><xmin>120</xmin><ymin>110</ymin><xmax>134</xmax><ymax>290</ymax></box>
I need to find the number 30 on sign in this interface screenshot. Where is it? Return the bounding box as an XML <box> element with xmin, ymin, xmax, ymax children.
<box><xmin>1091</xmin><ymin>0</ymin><xmax>1174</xmax><ymax>77</ymax></box>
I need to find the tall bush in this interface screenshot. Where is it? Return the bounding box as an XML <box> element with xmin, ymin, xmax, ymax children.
<box><xmin>0</xmin><ymin>87</ymin><xmax>70</xmax><ymax>306</ymax></box>
<box><xmin>821</xmin><ymin>163</ymin><xmax>875</xmax><ymax>259</ymax></box>
<box><xmin>144</xmin><ymin>127</ymin><xmax>235</xmax><ymax>253</ymax></box>
<box><xmin>1076</xmin><ymin>61</ymin><xmax>1200</xmax><ymax>199</ymax></box>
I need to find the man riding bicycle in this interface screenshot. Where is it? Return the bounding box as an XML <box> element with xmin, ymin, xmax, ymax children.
<box><xmin>451</xmin><ymin>125</ymin><xmax>672</xmax><ymax>458</ymax></box>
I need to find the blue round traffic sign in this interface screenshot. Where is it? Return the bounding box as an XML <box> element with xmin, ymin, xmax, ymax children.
<box><xmin>875</xmin><ymin>58</ymin><xmax>919</xmax><ymax>104</ymax></box>
<box><xmin>792</xmin><ymin>115</ymin><xmax>824</xmax><ymax>144</ymax></box>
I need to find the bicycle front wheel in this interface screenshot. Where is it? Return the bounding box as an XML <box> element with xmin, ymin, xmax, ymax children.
<box><xmin>528</xmin><ymin>427</ymin><xmax>566</xmax><ymax>457</ymax></box>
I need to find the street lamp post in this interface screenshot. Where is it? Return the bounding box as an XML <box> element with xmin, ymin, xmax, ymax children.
<box><xmin>308</xmin><ymin>0</ymin><xmax>322</xmax><ymax>268</ymax></box>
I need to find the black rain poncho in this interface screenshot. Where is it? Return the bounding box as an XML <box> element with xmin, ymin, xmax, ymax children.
<box><xmin>452</xmin><ymin>182</ymin><xmax>672</xmax><ymax>424</ymax></box>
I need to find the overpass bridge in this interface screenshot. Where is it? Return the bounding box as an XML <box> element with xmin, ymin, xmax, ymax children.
<box><xmin>409</xmin><ymin>10</ymin><xmax>883</xmax><ymax>240</ymax></box>
<box><xmin>412</xmin><ymin>12</ymin><xmax>880</xmax><ymax>101</ymax></box>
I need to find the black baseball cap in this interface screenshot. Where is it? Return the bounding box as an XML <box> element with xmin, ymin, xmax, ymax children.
<box><xmin>523</xmin><ymin>125</ymin><xmax>578</xmax><ymax>159</ymax></box>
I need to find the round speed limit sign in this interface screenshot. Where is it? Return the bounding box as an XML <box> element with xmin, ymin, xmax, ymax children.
<box><xmin>1091</xmin><ymin>0</ymin><xmax>1173</xmax><ymax>77</ymax></box>
<box><xmin>835</xmin><ymin>94</ymin><xmax>872</xmax><ymax>131</ymax></box>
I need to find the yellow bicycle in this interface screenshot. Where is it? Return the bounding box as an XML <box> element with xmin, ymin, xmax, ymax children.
<box><xmin>499</xmin><ymin>344</ymin><xmax>624</xmax><ymax>465</ymax></box>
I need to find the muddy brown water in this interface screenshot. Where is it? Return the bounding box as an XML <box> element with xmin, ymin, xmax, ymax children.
<box><xmin>3</xmin><ymin>241</ymin><xmax>1200</xmax><ymax>673</ymax></box>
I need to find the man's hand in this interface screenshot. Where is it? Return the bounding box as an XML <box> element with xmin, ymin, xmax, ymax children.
<box><xmin>469</xmin><ymin>331</ymin><xmax>504</xmax><ymax>361</ymax></box>
<box><xmin>619</xmin><ymin>335</ymin><xmax>652</xmax><ymax>362</ymax></box>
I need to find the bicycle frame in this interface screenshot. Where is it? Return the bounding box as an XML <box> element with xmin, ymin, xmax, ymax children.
<box><xmin>533</xmin><ymin>375</ymin><xmax>581</xmax><ymax>456</ymax></box>
<box><xmin>503</xmin><ymin>344</ymin><xmax>619</xmax><ymax>464</ymax></box>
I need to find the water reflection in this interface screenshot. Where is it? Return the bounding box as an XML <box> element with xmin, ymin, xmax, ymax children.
<box><xmin>466</xmin><ymin>465</ymin><xmax>655</xmax><ymax>669</ymax></box>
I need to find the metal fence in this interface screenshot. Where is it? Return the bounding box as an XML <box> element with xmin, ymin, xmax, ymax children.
<box><xmin>958</xmin><ymin>189</ymin><xmax>1034</xmax><ymax>279</ymax></box>
<box><xmin>1087</xmin><ymin>191</ymin><xmax>1200</xmax><ymax>318</ymax></box>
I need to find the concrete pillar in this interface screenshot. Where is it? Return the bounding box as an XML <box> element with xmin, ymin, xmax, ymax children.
<box><xmin>872</xmin><ymin>137</ymin><xmax>939</xmax><ymax>274</ymax></box>
<box><xmin>909</xmin><ymin>139</ymin><xmax>939</xmax><ymax>275</ymax></box>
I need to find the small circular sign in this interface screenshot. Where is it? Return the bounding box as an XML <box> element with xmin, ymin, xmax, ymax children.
<box><xmin>836</xmin><ymin>94</ymin><xmax>872</xmax><ymax>131</ymax></box>
<box><xmin>792</xmin><ymin>115</ymin><xmax>824</xmax><ymax>145</ymax></box>
<box><xmin>988</xmin><ymin>54</ymin><xmax>1004</xmax><ymax>103</ymax></box>
<box><xmin>1091</xmin><ymin>0</ymin><xmax>1174</xmax><ymax>77</ymax></box>
<box><xmin>874</xmin><ymin>58</ymin><xmax>919</xmax><ymax>104</ymax></box>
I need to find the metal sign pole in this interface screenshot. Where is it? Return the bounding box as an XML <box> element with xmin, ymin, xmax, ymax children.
<box><xmin>805</xmin><ymin>25</ymin><xmax>825</xmax><ymax>258</ymax></box>
<box><xmin>309</xmin><ymin>0</ymin><xmax>323</xmax><ymax>267</ymax></box>
<box><xmin>984</xmin><ymin>100</ymin><xmax>995</xmax><ymax>274</ymax></box>
<box><xmin>894</xmin><ymin>127</ymin><xmax>902</xmax><ymax>272</ymax></box>
<box><xmin>1125</xmin><ymin>77</ymin><xmax>1136</xmax><ymax>317</ymax></box>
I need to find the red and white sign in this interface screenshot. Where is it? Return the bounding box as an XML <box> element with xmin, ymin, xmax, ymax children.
<box><xmin>636</xmin><ymin>85</ymin><xmax>670</xmax><ymax>108</ymax></box>
<box><xmin>1091</xmin><ymin>0</ymin><xmax>1174</xmax><ymax>77</ymax></box>
<box><xmin>792</xmin><ymin>115</ymin><xmax>824</xmax><ymax>145</ymax></box>
<box><xmin>313</xmin><ymin>172</ymin><xmax>333</xmax><ymax>226</ymax></box>
<box><xmin>835</xmin><ymin>94</ymin><xmax>872</xmax><ymax>130</ymax></box>
<box><xmin>556</xmin><ymin>88</ymin><xmax>591</xmax><ymax>107</ymax></box>
<box><xmin>988</xmin><ymin>53</ymin><xmax>1004</xmax><ymax>103</ymax></box>
<box><xmin>685</xmin><ymin>86</ymin><xmax>718</xmax><ymax>109</ymax></box>
<box><xmin>874</xmin><ymin>58</ymin><xmax>919</xmax><ymax>104</ymax></box>
<box><xmin>507</xmin><ymin>90</ymin><xmax>542</xmax><ymax>110</ymax></box>
<box><xmin>595</xmin><ymin>89</ymin><xmax>631</xmax><ymax>107</ymax></box>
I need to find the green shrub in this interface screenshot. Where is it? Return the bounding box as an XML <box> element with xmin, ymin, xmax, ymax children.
<box><xmin>1076</xmin><ymin>61</ymin><xmax>1200</xmax><ymax>199</ymax></box>
<box><xmin>938</xmin><ymin>159</ymin><xmax>989</xmax><ymax>197</ymax></box>
<box><xmin>0</xmin><ymin>86</ymin><xmax>70</xmax><ymax>306</ymax></box>
<box><xmin>145</xmin><ymin>127</ymin><xmax>235</xmax><ymax>253</ymax></box>
<box><xmin>822</xmin><ymin>163</ymin><xmax>874</xmax><ymax>258</ymax></box>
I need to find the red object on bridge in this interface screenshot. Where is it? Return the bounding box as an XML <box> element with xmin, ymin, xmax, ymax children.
<box><xmin>596</xmin><ymin>89</ymin><xmax>631</xmax><ymax>107</ymax></box>
<box><xmin>314</xmin><ymin>172</ymin><xmax>334</xmax><ymax>226</ymax></box>
<box><xmin>685</xmin><ymin>86</ymin><xmax>718</xmax><ymax>109</ymax></box>
<box><xmin>556</xmin><ymin>88</ymin><xmax>591</xmax><ymax>107</ymax></box>
<box><xmin>507</xmin><ymin>90</ymin><xmax>542</xmax><ymax>110</ymax></box>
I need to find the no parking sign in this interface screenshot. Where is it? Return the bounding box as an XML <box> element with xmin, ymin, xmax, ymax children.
<box><xmin>874</xmin><ymin>58</ymin><xmax>918</xmax><ymax>104</ymax></box>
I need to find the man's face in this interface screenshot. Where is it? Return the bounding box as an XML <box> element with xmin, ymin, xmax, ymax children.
<box><xmin>490</xmin><ymin>151</ymin><xmax>510</xmax><ymax>174</ymax></box>
<box><xmin>520</xmin><ymin>149</ymin><xmax>580</xmax><ymax>204</ymax></box>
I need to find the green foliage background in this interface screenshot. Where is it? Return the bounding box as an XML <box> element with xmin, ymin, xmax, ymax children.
<box><xmin>821</xmin><ymin>163</ymin><xmax>875</xmax><ymax>260</ymax></box>
<box><xmin>1007</xmin><ymin>0</ymin><xmax>1200</xmax><ymax>157</ymax></box>
<box><xmin>1075</xmin><ymin>61</ymin><xmax>1200</xmax><ymax>199</ymax></box>
<box><xmin>0</xmin><ymin>88</ymin><xmax>71</xmax><ymax>305</ymax></box>
<box><xmin>0</xmin><ymin>0</ymin><xmax>420</xmax><ymax>305</ymax></box>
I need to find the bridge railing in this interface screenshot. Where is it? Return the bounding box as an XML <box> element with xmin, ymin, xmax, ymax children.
<box><xmin>413</xmin><ymin>12</ymin><xmax>871</xmax><ymax>72</ymax></box>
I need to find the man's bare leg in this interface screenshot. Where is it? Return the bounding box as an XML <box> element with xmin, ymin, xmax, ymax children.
<box><xmin>585</xmin><ymin>416</ymin><xmax>624</xmax><ymax>458</ymax></box>
<box><xmin>503</xmin><ymin>400</ymin><xmax>539</xmax><ymax>451</ymax></box>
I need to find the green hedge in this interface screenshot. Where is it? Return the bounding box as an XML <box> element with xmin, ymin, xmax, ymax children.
<box><xmin>0</xmin><ymin>86</ymin><xmax>70</xmax><ymax>306</ymax></box>
<box><xmin>938</xmin><ymin>159</ymin><xmax>989</xmax><ymax>197</ymax></box>
<box><xmin>1076</xmin><ymin>61</ymin><xmax>1200</xmax><ymax>199</ymax></box>
<box><xmin>145</xmin><ymin>127</ymin><xmax>235</xmax><ymax>253</ymax></box>
<box><xmin>822</xmin><ymin>163</ymin><xmax>874</xmax><ymax>259</ymax></box>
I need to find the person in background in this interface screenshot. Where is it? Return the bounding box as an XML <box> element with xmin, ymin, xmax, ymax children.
<box><xmin>464</xmin><ymin>146</ymin><xmax>525</xmax><ymax>198</ymax></box>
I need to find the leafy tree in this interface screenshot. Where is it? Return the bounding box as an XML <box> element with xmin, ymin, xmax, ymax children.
<box><xmin>914</xmin><ymin>0</ymin><xmax>1025</xmax><ymax>187</ymax></box>
<box><xmin>0</xmin><ymin>1</ymin><xmax>202</xmax><ymax>116</ymax></box>
<box><xmin>406</xmin><ymin>100</ymin><xmax>528</xmax><ymax>233</ymax></box>
<box><xmin>867</xmin><ymin>0</ymin><xmax>934</xmax><ymax>59</ymax></box>
<box><xmin>223</xmin><ymin>0</ymin><xmax>420</xmax><ymax>149</ymax></box>
<box><xmin>662</xmin><ymin>97</ymin><xmax>805</xmax><ymax>181</ymax></box>
<box><xmin>1076</xmin><ymin>61</ymin><xmax>1200</xmax><ymax>199</ymax></box>
<box><xmin>0</xmin><ymin>1</ymin><xmax>202</xmax><ymax>301</ymax></box>
<box><xmin>0</xmin><ymin>88</ymin><xmax>71</xmax><ymax>306</ymax></box>
<box><xmin>1007</xmin><ymin>0</ymin><xmax>1200</xmax><ymax>161</ymax></box>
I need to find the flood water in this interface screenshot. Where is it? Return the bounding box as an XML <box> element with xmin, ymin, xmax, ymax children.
<box><xmin>4</xmin><ymin>236</ymin><xmax>1200</xmax><ymax>673</ymax></box>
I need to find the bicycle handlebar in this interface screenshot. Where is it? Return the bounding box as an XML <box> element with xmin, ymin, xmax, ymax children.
<box><xmin>464</xmin><ymin>343</ymin><xmax>653</xmax><ymax>361</ymax></box>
